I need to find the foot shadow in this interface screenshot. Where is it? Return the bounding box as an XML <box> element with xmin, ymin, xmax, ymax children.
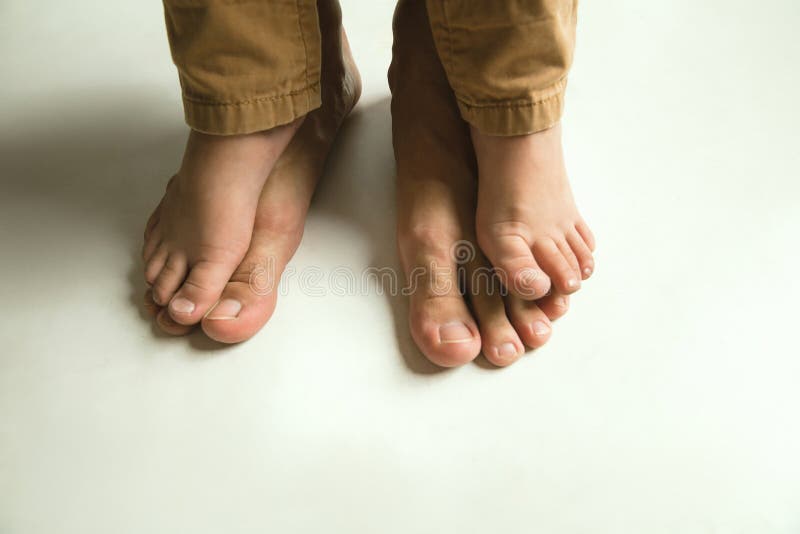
<box><xmin>312</xmin><ymin>96</ymin><xmax>445</xmax><ymax>375</ymax></box>
<box><xmin>0</xmin><ymin>90</ymin><xmax>445</xmax><ymax>368</ymax></box>
<box><xmin>0</xmin><ymin>90</ymin><xmax>190</xmax><ymax>327</ymax></box>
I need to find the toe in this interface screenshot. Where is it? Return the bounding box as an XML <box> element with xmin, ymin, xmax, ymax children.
<box><xmin>409</xmin><ymin>296</ymin><xmax>482</xmax><ymax>368</ymax></box>
<box><xmin>143</xmin><ymin>289</ymin><xmax>159</xmax><ymax>317</ymax></box>
<box><xmin>467</xmin><ymin>262</ymin><xmax>524</xmax><ymax>367</ymax></box>
<box><xmin>151</xmin><ymin>254</ymin><xmax>188</xmax><ymax>307</ymax></box>
<box><xmin>536</xmin><ymin>291</ymin><xmax>570</xmax><ymax>322</ymax></box>
<box><xmin>506</xmin><ymin>294</ymin><xmax>554</xmax><ymax>349</ymax></box>
<box><xmin>168</xmin><ymin>260</ymin><xmax>238</xmax><ymax>325</ymax></box>
<box><xmin>567</xmin><ymin>229</ymin><xmax>595</xmax><ymax>279</ymax></box>
<box><xmin>201</xmin><ymin>249</ymin><xmax>283</xmax><ymax>344</ymax></box>
<box><xmin>141</xmin><ymin>232</ymin><xmax>161</xmax><ymax>263</ymax></box>
<box><xmin>576</xmin><ymin>220</ymin><xmax>596</xmax><ymax>252</ymax></box>
<box><xmin>144</xmin><ymin>246</ymin><xmax>168</xmax><ymax>287</ymax></box>
<box><xmin>403</xmin><ymin>242</ymin><xmax>482</xmax><ymax>367</ymax></box>
<box><xmin>156</xmin><ymin>308</ymin><xmax>193</xmax><ymax>336</ymax></box>
<box><xmin>532</xmin><ymin>237</ymin><xmax>580</xmax><ymax>295</ymax></box>
<box><xmin>557</xmin><ymin>238</ymin><xmax>582</xmax><ymax>280</ymax></box>
<box><xmin>477</xmin><ymin>230</ymin><xmax>551</xmax><ymax>299</ymax></box>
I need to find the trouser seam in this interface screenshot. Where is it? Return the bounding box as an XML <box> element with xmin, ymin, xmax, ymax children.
<box><xmin>294</xmin><ymin>0</ymin><xmax>312</xmax><ymax>95</ymax></box>
<box><xmin>182</xmin><ymin>82</ymin><xmax>320</xmax><ymax>107</ymax></box>
<box><xmin>455</xmin><ymin>78</ymin><xmax>566</xmax><ymax>110</ymax></box>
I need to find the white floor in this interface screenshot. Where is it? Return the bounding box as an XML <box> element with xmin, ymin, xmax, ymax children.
<box><xmin>1</xmin><ymin>0</ymin><xmax>799</xmax><ymax>532</ymax></box>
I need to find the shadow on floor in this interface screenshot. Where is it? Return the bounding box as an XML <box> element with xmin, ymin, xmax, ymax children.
<box><xmin>0</xmin><ymin>90</ymin><xmax>441</xmax><ymax>373</ymax></box>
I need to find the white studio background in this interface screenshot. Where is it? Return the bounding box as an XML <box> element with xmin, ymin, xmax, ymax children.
<box><xmin>1</xmin><ymin>0</ymin><xmax>799</xmax><ymax>533</ymax></box>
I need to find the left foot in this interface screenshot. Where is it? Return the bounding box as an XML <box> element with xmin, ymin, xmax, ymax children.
<box><xmin>145</xmin><ymin>1</ymin><xmax>361</xmax><ymax>342</ymax></box>
<box><xmin>471</xmin><ymin>124</ymin><xmax>596</xmax><ymax>300</ymax></box>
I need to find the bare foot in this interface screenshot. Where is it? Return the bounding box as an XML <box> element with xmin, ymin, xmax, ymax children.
<box><xmin>142</xmin><ymin>111</ymin><xmax>302</xmax><ymax>327</ymax></box>
<box><xmin>146</xmin><ymin>0</ymin><xmax>361</xmax><ymax>343</ymax></box>
<box><xmin>471</xmin><ymin>123</ymin><xmax>596</xmax><ymax>299</ymax></box>
<box><xmin>390</xmin><ymin>0</ymin><xmax>567</xmax><ymax>367</ymax></box>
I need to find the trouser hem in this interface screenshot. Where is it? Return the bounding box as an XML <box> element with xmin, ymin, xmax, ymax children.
<box><xmin>455</xmin><ymin>78</ymin><xmax>567</xmax><ymax>136</ymax></box>
<box><xmin>183</xmin><ymin>83</ymin><xmax>322</xmax><ymax>135</ymax></box>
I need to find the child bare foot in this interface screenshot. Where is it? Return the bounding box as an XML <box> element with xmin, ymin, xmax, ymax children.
<box><xmin>146</xmin><ymin>1</ymin><xmax>361</xmax><ymax>342</ymax></box>
<box><xmin>471</xmin><ymin>124</ymin><xmax>596</xmax><ymax>299</ymax></box>
<box><xmin>142</xmin><ymin>110</ymin><xmax>302</xmax><ymax>326</ymax></box>
<box><xmin>390</xmin><ymin>0</ymin><xmax>568</xmax><ymax>367</ymax></box>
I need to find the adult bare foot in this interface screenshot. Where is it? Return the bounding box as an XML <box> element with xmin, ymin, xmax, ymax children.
<box><xmin>390</xmin><ymin>0</ymin><xmax>567</xmax><ymax>367</ymax></box>
<box><xmin>471</xmin><ymin>123</ymin><xmax>596</xmax><ymax>299</ymax></box>
<box><xmin>147</xmin><ymin>0</ymin><xmax>361</xmax><ymax>343</ymax></box>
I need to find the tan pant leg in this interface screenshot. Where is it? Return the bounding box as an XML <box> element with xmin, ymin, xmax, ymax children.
<box><xmin>425</xmin><ymin>0</ymin><xmax>578</xmax><ymax>136</ymax></box>
<box><xmin>163</xmin><ymin>0</ymin><xmax>322</xmax><ymax>135</ymax></box>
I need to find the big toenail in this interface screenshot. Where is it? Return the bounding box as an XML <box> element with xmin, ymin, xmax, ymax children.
<box><xmin>532</xmin><ymin>321</ymin><xmax>551</xmax><ymax>336</ymax></box>
<box><xmin>439</xmin><ymin>322</ymin><xmax>473</xmax><ymax>344</ymax></box>
<box><xmin>206</xmin><ymin>299</ymin><xmax>242</xmax><ymax>320</ymax></box>
<box><xmin>515</xmin><ymin>269</ymin><xmax>541</xmax><ymax>297</ymax></box>
<box><xmin>497</xmin><ymin>343</ymin><xmax>519</xmax><ymax>358</ymax></box>
<box><xmin>170</xmin><ymin>297</ymin><xmax>195</xmax><ymax>314</ymax></box>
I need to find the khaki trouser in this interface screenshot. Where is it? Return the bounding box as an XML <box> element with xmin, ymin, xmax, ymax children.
<box><xmin>163</xmin><ymin>0</ymin><xmax>577</xmax><ymax>136</ymax></box>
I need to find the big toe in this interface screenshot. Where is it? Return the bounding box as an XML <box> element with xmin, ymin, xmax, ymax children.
<box><xmin>478</xmin><ymin>231</ymin><xmax>551</xmax><ymax>299</ymax></box>
<box><xmin>200</xmin><ymin>255</ymin><xmax>281</xmax><ymax>344</ymax></box>
<box><xmin>409</xmin><ymin>296</ymin><xmax>482</xmax><ymax>368</ymax></box>
<box><xmin>168</xmin><ymin>259</ymin><xmax>240</xmax><ymax>325</ymax></box>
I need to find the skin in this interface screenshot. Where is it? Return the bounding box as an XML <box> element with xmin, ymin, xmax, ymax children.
<box><xmin>145</xmin><ymin>0</ymin><xmax>594</xmax><ymax>366</ymax></box>
<box><xmin>471</xmin><ymin>124</ymin><xmax>596</xmax><ymax>301</ymax></box>
<box><xmin>390</xmin><ymin>0</ymin><xmax>577</xmax><ymax>367</ymax></box>
<box><xmin>144</xmin><ymin>0</ymin><xmax>361</xmax><ymax>341</ymax></box>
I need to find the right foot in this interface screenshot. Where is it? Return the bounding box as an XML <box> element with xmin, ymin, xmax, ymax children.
<box><xmin>390</xmin><ymin>0</ymin><xmax>567</xmax><ymax>367</ymax></box>
<box><xmin>143</xmin><ymin>113</ymin><xmax>302</xmax><ymax>326</ymax></box>
<box><xmin>146</xmin><ymin>0</ymin><xmax>361</xmax><ymax>343</ymax></box>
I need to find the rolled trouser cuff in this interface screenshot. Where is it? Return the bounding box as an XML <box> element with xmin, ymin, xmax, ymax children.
<box><xmin>455</xmin><ymin>77</ymin><xmax>566</xmax><ymax>136</ymax></box>
<box><xmin>183</xmin><ymin>83</ymin><xmax>321</xmax><ymax>135</ymax></box>
<box><xmin>164</xmin><ymin>0</ymin><xmax>321</xmax><ymax>135</ymax></box>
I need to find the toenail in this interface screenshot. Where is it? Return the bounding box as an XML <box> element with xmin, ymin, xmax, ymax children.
<box><xmin>566</xmin><ymin>278</ymin><xmax>579</xmax><ymax>289</ymax></box>
<box><xmin>170</xmin><ymin>297</ymin><xmax>195</xmax><ymax>315</ymax></box>
<box><xmin>583</xmin><ymin>267</ymin><xmax>593</xmax><ymax>277</ymax></box>
<box><xmin>497</xmin><ymin>342</ymin><xmax>519</xmax><ymax>358</ymax></box>
<box><xmin>439</xmin><ymin>322</ymin><xmax>474</xmax><ymax>344</ymax></box>
<box><xmin>532</xmin><ymin>321</ymin><xmax>551</xmax><ymax>336</ymax></box>
<box><xmin>205</xmin><ymin>299</ymin><xmax>242</xmax><ymax>320</ymax></box>
<box><xmin>555</xmin><ymin>297</ymin><xmax>568</xmax><ymax>309</ymax></box>
<box><xmin>515</xmin><ymin>269</ymin><xmax>542</xmax><ymax>297</ymax></box>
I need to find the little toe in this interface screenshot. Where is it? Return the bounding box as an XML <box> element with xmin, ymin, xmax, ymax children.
<box><xmin>144</xmin><ymin>246</ymin><xmax>168</xmax><ymax>287</ymax></box>
<box><xmin>567</xmin><ymin>230</ymin><xmax>595</xmax><ymax>279</ymax></box>
<box><xmin>168</xmin><ymin>260</ymin><xmax>238</xmax><ymax>325</ymax></box>
<box><xmin>576</xmin><ymin>220</ymin><xmax>596</xmax><ymax>252</ymax></box>
<box><xmin>532</xmin><ymin>238</ymin><xmax>581</xmax><ymax>295</ymax></box>
<box><xmin>151</xmin><ymin>254</ymin><xmax>188</xmax><ymax>307</ymax></box>
<box><xmin>478</xmin><ymin>232</ymin><xmax>551</xmax><ymax>299</ymax></box>
<box><xmin>507</xmin><ymin>295</ymin><xmax>554</xmax><ymax>349</ymax></box>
